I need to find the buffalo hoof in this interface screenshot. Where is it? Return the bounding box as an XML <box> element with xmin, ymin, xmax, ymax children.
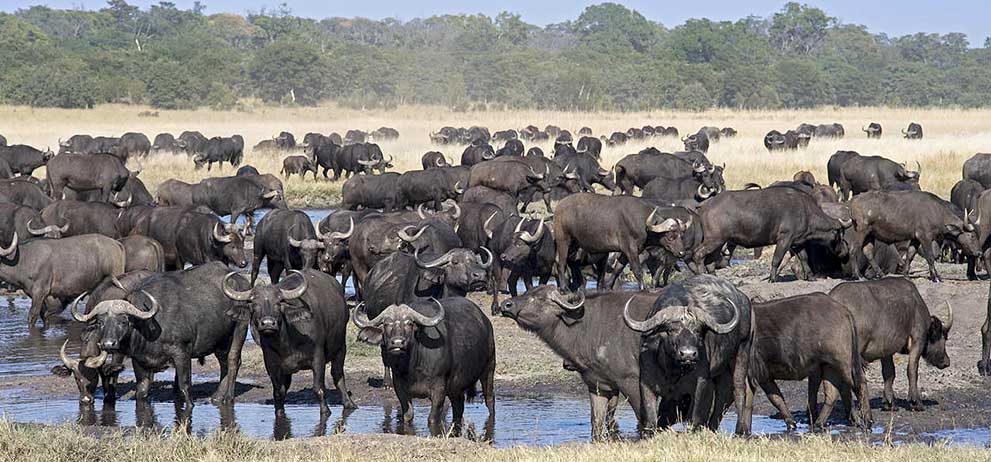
<box><xmin>810</xmin><ymin>424</ymin><xmax>827</xmax><ymax>433</ymax></box>
<box><xmin>881</xmin><ymin>401</ymin><xmax>896</xmax><ymax>412</ymax></box>
<box><xmin>977</xmin><ymin>360</ymin><xmax>991</xmax><ymax>376</ymax></box>
<box><xmin>909</xmin><ymin>401</ymin><xmax>923</xmax><ymax>412</ymax></box>
<box><xmin>785</xmin><ymin>420</ymin><xmax>797</xmax><ymax>432</ymax></box>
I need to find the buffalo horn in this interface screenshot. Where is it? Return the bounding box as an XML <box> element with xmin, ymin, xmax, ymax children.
<box><xmin>696</xmin><ymin>184</ymin><xmax>713</xmax><ymax>200</ymax></box>
<box><xmin>213</xmin><ymin>222</ymin><xmax>232</xmax><ymax>243</ymax></box>
<box><xmin>0</xmin><ymin>232</ymin><xmax>17</xmax><ymax>258</ymax></box>
<box><xmin>222</xmin><ymin>272</ymin><xmax>252</xmax><ymax>301</ymax></box>
<box><xmin>398</xmin><ymin>225</ymin><xmax>428</xmax><ymax>243</ymax></box>
<box><xmin>477</xmin><ymin>247</ymin><xmax>493</xmax><ymax>269</ymax></box>
<box><xmin>417</xmin><ymin>203</ymin><xmax>429</xmax><ymax>219</ymax></box>
<box><xmin>414</xmin><ymin>246</ymin><xmax>456</xmax><ymax>269</ymax></box>
<box><xmin>624</xmin><ymin>297</ymin><xmax>681</xmax><ymax>332</ymax></box>
<box><xmin>84</xmin><ymin>348</ymin><xmax>109</xmax><ymax>369</ymax></box>
<box><xmin>351</xmin><ymin>302</ymin><xmax>381</xmax><ymax>328</ymax></box>
<box><xmin>408</xmin><ymin>298</ymin><xmax>445</xmax><ymax>327</ymax></box>
<box><xmin>445</xmin><ymin>201</ymin><xmax>461</xmax><ymax>220</ymax></box>
<box><xmin>690</xmin><ymin>298</ymin><xmax>740</xmax><ymax>334</ymax></box>
<box><xmin>278</xmin><ymin>270</ymin><xmax>308</xmax><ymax>300</ymax></box>
<box><xmin>519</xmin><ymin>218</ymin><xmax>545</xmax><ymax>243</ymax></box>
<box><xmin>550</xmin><ymin>289</ymin><xmax>584</xmax><ymax>311</ymax></box>
<box><xmin>59</xmin><ymin>340</ymin><xmax>81</xmax><ymax>375</ymax></box>
<box><xmin>69</xmin><ymin>292</ymin><xmax>93</xmax><ymax>322</ymax></box>
<box><xmin>483</xmin><ymin>212</ymin><xmax>499</xmax><ymax>239</ymax></box>
<box><xmin>327</xmin><ymin>217</ymin><xmax>355</xmax><ymax>240</ymax></box>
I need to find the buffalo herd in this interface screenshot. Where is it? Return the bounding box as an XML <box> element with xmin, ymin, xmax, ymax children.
<box><xmin>0</xmin><ymin>120</ymin><xmax>981</xmax><ymax>442</ymax></box>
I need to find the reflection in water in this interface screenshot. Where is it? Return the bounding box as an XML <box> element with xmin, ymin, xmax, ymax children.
<box><xmin>1</xmin><ymin>386</ymin><xmax>989</xmax><ymax>447</ymax></box>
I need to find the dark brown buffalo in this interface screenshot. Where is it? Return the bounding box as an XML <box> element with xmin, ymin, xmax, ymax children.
<box><xmin>830</xmin><ymin>278</ymin><xmax>952</xmax><ymax>410</ymax></box>
<box><xmin>47</xmin><ymin>153</ymin><xmax>130</xmax><ymax>202</ymax></box>
<box><xmin>847</xmin><ymin>191</ymin><xmax>979</xmax><ymax>281</ymax></box>
<box><xmin>553</xmin><ymin>193</ymin><xmax>687</xmax><ymax>291</ymax></box>
<box><xmin>0</xmin><ymin>233</ymin><xmax>125</xmax><ymax>326</ymax></box>
<box><xmin>352</xmin><ymin>297</ymin><xmax>495</xmax><ymax>434</ymax></box>
<box><xmin>281</xmin><ymin>155</ymin><xmax>317</xmax><ymax>180</ymax></box>
<box><xmin>752</xmin><ymin>293</ymin><xmax>872</xmax><ymax>431</ymax></box>
<box><xmin>623</xmin><ymin>275</ymin><xmax>754</xmax><ymax>434</ymax></box>
<box><xmin>500</xmin><ymin>287</ymin><xmax>660</xmax><ymax>439</ymax></box>
<box><xmin>692</xmin><ymin>187</ymin><xmax>849</xmax><ymax>282</ymax></box>
<box><xmin>223</xmin><ymin>269</ymin><xmax>356</xmax><ymax>415</ymax></box>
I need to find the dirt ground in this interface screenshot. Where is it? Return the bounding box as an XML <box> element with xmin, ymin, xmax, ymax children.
<box><xmin>1</xmin><ymin>257</ymin><xmax>989</xmax><ymax>437</ymax></box>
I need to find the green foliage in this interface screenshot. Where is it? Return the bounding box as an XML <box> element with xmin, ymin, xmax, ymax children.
<box><xmin>2</xmin><ymin>1</ymin><xmax>989</xmax><ymax>110</ymax></box>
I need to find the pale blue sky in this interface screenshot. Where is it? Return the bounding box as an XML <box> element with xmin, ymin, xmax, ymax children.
<box><xmin>4</xmin><ymin>0</ymin><xmax>989</xmax><ymax>46</ymax></box>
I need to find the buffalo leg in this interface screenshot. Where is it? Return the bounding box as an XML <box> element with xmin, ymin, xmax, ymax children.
<box><xmin>795</xmin><ymin>247</ymin><xmax>815</xmax><ymax>281</ymax></box>
<box><xmin>271</xmin><ymin>372</ymin><xmax>292</xmax><ymax>416</ymax></box>
<box><xmin>815</xmin><ymin>369</ymin><xmax>843</xmax><ymax>431</ymax></box>
<box><xmin>311</xmin><ymin>349</ymin><xmax>329</xmax><ymax>415</ymax></box>
<box><xmin>880</xmin><ymin>356</ymin><xmax>897</xmax><ymax>410</ymax></box>
<box><xmin>394</xmin><ymin>375</ymin><xmax>413</xmax><ymax>423</ymax></box>
<box><xmin>707</xmin><ymin>372</ymin><xmax>734</xmax><ymax>431</ymax></box>
<box><xmin>172</xmin><ymin>353</ymin><xmax>194</xmax><ymax>408</ymax></box>
<box><xmin>733</xmin><ymin>341</ymin><xmax>755</xmax><ymax>435</ymax></box>
<box><xmin>133</xmin><ymin>362</ymin><xmax>154</xmax><ymax>402</ymax></box>
<box><xmin>605</xmin><ymin>395</ymin><xmax>620</xmax><ymax>435</ymax></box>
<box><xmin>916</xmin><ymin>238</ymin><xmax>941</xmax><ymax>282</ymax></box>
<box><xmin>448</xmin><ymin>391</ymin><xmax>465</xmax><ymax>435</ymax></box>
<box><xmin>554</xmin><ymin>233</ymin><xmax>572</xmax><ymax>292</ymax></box>
<box><xmin>481</xmin><ymin>355</ymin><xmax>496</xmax><ymax>419</ymax></box>
<box><xmin>489</xmin><ymin>261</ymin><xmax>502</xmax><ymax>315</ymax></box>
<box><xmin>27</xmin><ymin>290</ymin><xmax>47</xmax><ymax>327</ymax></box>
<box><xmin>689</xmin><ymin>376</ymin><xmax>714</xmax><ymax>430</ymax></box>
<box><xmin>623</xmin><ymin>245</ymin><xmax>646</xmax><ymax>290</ymax></box>
<box><xmin>250</xmin><ymin>250</ymin><xmax>264</xmax><ymax>286</ymax></box>
<box><xmin>808</xmin><ymin>370</ymin><xmax>822</xmax><ymax>426</ymax></box>
<box><xmin>980</xmin><ymin>280</ymin><xmax>991</xmax><ymax>375</ymax></box>
<box><xmin>426</xmin><ymin>386</ymin><xmax>447</xmax><ymax>432</ymax></box>
<box><xmin>589</xmin><ymin>392</ymin><xmax>611</xmax><ymax>441</ymax></box>
<box><xmin>906</xmin><ymin>345</ymin><xmax>924</xmax><ymax>411</ymax></box>
<box><xmin>769</xmin><ymin>235</ymin><xmax>794</xmax><ymax>282</ymax></box>
<box><xmin>331</xmin><ymin>347</ymin><xmax>357</xmax><ymax>409</ymax></box>
<box><xmin>760</xmin><ymin>380</ymin><xmax>796</xmax><ymax>431</ymax></box>
<box><xmin>638</xmin><ymin>385</ymin><xmax>659</xmax><ymax>434</ymax></box>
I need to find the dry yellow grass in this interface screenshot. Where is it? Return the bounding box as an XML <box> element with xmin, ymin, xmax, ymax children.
<box><xmin>2</xmin><ymin>104</ymin><xmax>990</xmax><ymax>206</ymax></box>
<box><xmin>3</xmin><ymin>420</ymin><xmax>988</xmax><ymax>462</ymax></box>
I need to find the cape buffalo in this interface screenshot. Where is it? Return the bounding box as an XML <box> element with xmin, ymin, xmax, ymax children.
<box><xmin>751</xmin><ymin>293</ymin><xmax>872</xmax><ymax>431</ymax></box>
<box><xmin>500</xmin><ymin>287</ymin><xmax>660</xmax><ymax>439</ymax></box>
<box><xmin>421</xmin><ymin>151</ymin><xmax>449</xmax><ymax>169</ymax></box>
<box><xmin>352</xmin><ymin>297</ymin><xmax>495</xmax><ymax>434</ymax></box>
<box><xmin>72</xmin><ymin>262</ymin><xmax>250</xmax><ymax>409</ymax></box>
<box><xmin>553</xmin><ymin>193</ymin><xmax>687</xmax><ymax>291</ymax></box>
<box><xmin>902</xmin><ymin>122</ymin><xmax>923</xmax><ymax>139</ymax></box>
<box><xmin>251</xmin><ymin>209</ymin><xmax>322</xmax><ymax>285</ymax></box>
<box><xmin>281</xmin><ymin>155</ymin><xmax>317</xmax><ymax>180</ymax></box>
<box><xmin>692</xmin><ymin>187</ymin><xmax>850</xmax><ymax>282</ymax></box>
<box><xmin>623</xmin><ymin>275</ymin><xmax>754</xmax><ymax>434</ymax></box>
<box><xmin>830</xmin><ymin>278</ymin><xmax>952</xmax><ymax>410</ymax></box>
<box><xmin>0</xmin><ymin>233</ymin><xmax>125</xmax><ymax>326</ymax></box>
<box><xmin>863</xmin><ymin>122</ymin><xmax>882</xmax><ymax>139</ymax></box>
<box><xmin>0</xmin><ymin>144</ymin><xmax>53</xmax><ymax>175</ymax></box>
<box><xmin>223</xmin><ymin>269</ymin><xmax>357</xmax><ymax>415</ymax></box>
<box><xmin>962</xmin><ymin>153</ymin><xmax>991</xmax><ymax>189</ymax></box>
<box><xmin>835</xmin><ymin>155</ymin><xmax>921</xmax><ymax>200</ymax></box>
<box><xmin>847</xmin><ymin>191</ymin><xmax>979</xmax><ymax>281</ymax></box>
<box><xmin>47</xmin><ymin>153</ymin><xmax>130</xmax><ymax>202</ymax></box>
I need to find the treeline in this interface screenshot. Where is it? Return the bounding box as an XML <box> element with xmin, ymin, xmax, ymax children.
<box><xmin>2</xmin><ymin>1</ymin><xmax>990</xmax><ymax>111</ymax></box>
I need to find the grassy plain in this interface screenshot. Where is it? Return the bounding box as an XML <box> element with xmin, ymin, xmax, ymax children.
<box><xmin>2</xmin><ymin>104</ymin><xmax>989</xmax><ymax>206</ymax></box>
<box><xmin>3</xmin><ymin>419</ymin><xmax>989</xmax><ymax>462</ymax></box>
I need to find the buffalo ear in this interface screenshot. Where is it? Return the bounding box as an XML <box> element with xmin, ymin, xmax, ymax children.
<box><xmin>225</xmin><ymin>306</ymin><xmax>251</xmax><ymax>322</ymax></box>
<box><xmin>357</xmin><ymin>327</ymin><xmax>382</xmax><ymax>346</ymax></box>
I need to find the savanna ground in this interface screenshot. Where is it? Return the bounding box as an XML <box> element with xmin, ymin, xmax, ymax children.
<box><xmin>2</xmin><ymin>104</ymin><xmax>991</xmax><ymax>460</ymax></box>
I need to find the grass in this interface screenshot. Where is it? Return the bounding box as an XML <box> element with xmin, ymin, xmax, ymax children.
<box><xmin>1</xmin><ymin>420</ymin><xmax>987</xmax><ymax>462</ymax></box>
<box><xmin>2</xmin><ymin>104</ymin><xmax>990</xmax><ymax>207</ymax></box>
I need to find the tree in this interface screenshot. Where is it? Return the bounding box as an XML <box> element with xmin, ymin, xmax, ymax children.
<box><xmin>572</xmin><ymin>3</ymin><xmax>659</xmax><ymax>53</ymax></box>
<box><xmin>769</xmin><ymin>2</ymin><xmax>835</xmax><ymax>55</ymax></box>
<box><xmin>249</xmin><ymin>40</ymin><xmax>326</xmax><ymax>105</ymax></box>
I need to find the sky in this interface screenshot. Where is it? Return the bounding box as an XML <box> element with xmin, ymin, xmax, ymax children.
<box><xmin>3</xmin><ymin>0</ymin><xmax>989</xmax><ymax>47</ymax></box>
